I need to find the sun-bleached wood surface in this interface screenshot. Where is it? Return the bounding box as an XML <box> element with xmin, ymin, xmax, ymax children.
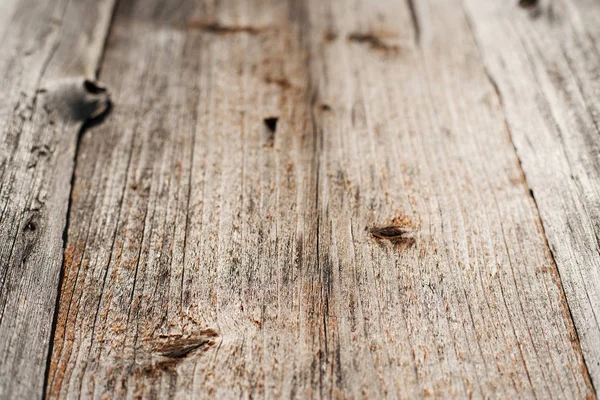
<box><xmin>464</xmin><ymin>0</ymin><xmax>600</xmax><ymax>388</ymax></box>
<box><xmin>1</xmin><ymin>0</ymin><xmax>600</xmax><ymax>398</ymax></box>
<box><xmin>0</xmin><ymin>0</ymin><xmax>114</xmax><ymax>398</ymax></box>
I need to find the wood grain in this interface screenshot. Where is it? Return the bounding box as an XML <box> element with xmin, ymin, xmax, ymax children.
<box><xmin>43</xmin><ymin>0</ymin><xmax>597</xmax><ymax>398</ymax></box>
<box><xmin>0</xmin><ymin>0</ymin><xmax>116</xmax><ymax>398</ymax></box>
<box><xmin>47</xmin><ymin>0</ymin><xmax>320</xmax><ymax>398</ymax></box>
<box><xmin>307</xmin><ymin>0</ymin><xmax>593</xmax><ymax>397</ymax></box>
<box><xmin>463</xmin><ymin>0</ymin><xmax>600</xmax><ymax>389</ymax></box>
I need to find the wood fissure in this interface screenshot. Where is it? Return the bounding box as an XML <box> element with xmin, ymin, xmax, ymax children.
<box><xmin>43</xmin><ymin>1</ymin><xmax>120</xmax><ymax>395</ymax></box>
<box><xmin>43</xmin><ymin>97</ymin><xmax>115</xmax><ymax>400</ymax></box>
<box><xmin>406</xmin><ymin>0</ymin><xmax>421</xmax><ymax>45</ymax></box>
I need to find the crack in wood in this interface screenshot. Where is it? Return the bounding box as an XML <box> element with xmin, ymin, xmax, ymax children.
<box><xmin>406</xmin><ymin>0</ymin><xmax>421</xmax><ymax>44</ymax></box>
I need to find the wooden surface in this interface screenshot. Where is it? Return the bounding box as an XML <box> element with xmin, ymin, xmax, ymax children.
<box><xmin>464</xmin><ymin>0</ymin><xmax>600</xmax><ymax>385</ymax></box>
<box><xmin>1</xmin><ymin>0</ymin><xmax>600</xmax><ymax>398</ymax></box>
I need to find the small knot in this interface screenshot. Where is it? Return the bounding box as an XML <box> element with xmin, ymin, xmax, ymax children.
<box><xmin>368</xmin><ymin>224</ymin><xmax>415</xmax><ymax>249</ymax></box>
<box><xmin>40</xmin><ymin>77</ymin><xmax>110</xmax><ymax>122</ymax></box>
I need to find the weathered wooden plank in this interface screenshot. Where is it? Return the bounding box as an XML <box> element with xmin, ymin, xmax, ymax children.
<box><xmin>463</xmin><ymin>0</ymin><xmax>600</xmax><ymax>388</ymax></box>
<box><xmin>47</xmin><ymin>0</ymin><xmax>595</xmax><ymax>398</ymax></box>
<box><xmin>306</xmin><ymin>0</ymin><xmax>593</xmax><ymax>397</ymax></box>
<box><xmin>47</xmin><ymin>1</ymin><xmax>320</xmax><ymax>398</ymax></box>
<box><xmin>0</xmin><ymin>0</ymin><xmax>116</xmax><ymax>398</ymax></box>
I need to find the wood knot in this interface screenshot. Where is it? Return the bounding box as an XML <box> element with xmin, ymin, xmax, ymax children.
<box><xmin>136</xmin><ymin>329</ymin><xmax>220</xmax><ymax>377</ymax></box>
<box><xmin>40</xmin><ymin>78</ymin><xmax>110</xmax><ymax>123</ymax></box>
<box><xmin>368</xmin><ymin>225</ymin><xmax>415</xmax><ymax>248</ymax></box>
<box><xmin>187</xmin><ymin>21</ymin><xmax>268</xmax><ymax>35</ymax></box>
<box><xmin>264</xmin><ymin>117</ymin><xmax>278</xmax><ymax>133</ymax></box>
<box><xmin>324</xmin><ymin>30</ymin><xmax>338</xmax><ymax>42</ymax></box>
<box><xmin>153</xmin><ymin>329</ymin><xmax>219</xmax><ymax>359</ymax></box>
<box><xmin>22</xmin><ymin>211</ymin><xmax>41</xmax><ymax>236</ymax></box>
<box><xmin>19</xmin><ymin>211</ymin><xmax>42</xmax><ymax>262</ymax></box>
<box><xmin>24</xmin><ymin>220</ymin><xmax>37</xmax><ymax>232</ymax></box>
<box><xmin>347</xmin><ymin>32</ymin><xmax>400</xmax><ymax>53</ymax></box>
<box><xmin>517</xmin><ymin>0</ymin><xmax>542</xmax><ymax>18</ymax></box>
<box><xmin>319</xmin><ymin>103</ymin><xmax>332</xmax><ymax>112</ymax></box>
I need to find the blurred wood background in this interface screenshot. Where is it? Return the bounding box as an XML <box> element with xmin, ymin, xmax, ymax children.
<box><xmin>2</xmin><ymin>0</ymin><xmax>600</xmax><ymax>398</ymax></box>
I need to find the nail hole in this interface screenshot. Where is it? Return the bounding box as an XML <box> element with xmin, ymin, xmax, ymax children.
<box><xmin>264</xmin><ymin>117</ymin><xmax>278</xmax><ymax>148</ymax></box>
<box><xmin>264</xmin><ymin>117</ymin><xmax>278</xmax><ymax>133</ymax></box>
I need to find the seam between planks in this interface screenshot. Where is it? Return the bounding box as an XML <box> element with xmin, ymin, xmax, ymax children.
<box><xmin>460</xmin><ymin>2</ymin><xmax>597</xmax><ymax>395</ymax></box>
<box><xmin>41</xmin><ymin>1</ymin><xmax>121</xmax><ymax>398</ymax></box>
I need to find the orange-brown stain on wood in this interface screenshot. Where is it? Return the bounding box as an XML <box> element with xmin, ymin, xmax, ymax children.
<box><xmin>175</xmin><ymin>160</ymin><xmax>182</xmax><ymax>181</ymax></box>
<box><xmin>48</xmin><ymin>241</ymin><xmax>88</xmax><ymax>398</ymax></box>
<box><xmin>323</xmin><ymin>30</ymin><xmax>338</xmax><ymax>42</ymax></box>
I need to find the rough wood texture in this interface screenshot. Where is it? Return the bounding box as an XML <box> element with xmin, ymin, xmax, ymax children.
<box><xmin>308</xmin><ymin>0</ymin><xmax>592</xmax><ymax>397</ymax></box>
<box><xmin>47</xmin><ymin>1</ymin><xmax>319</xmax><ymax>398</ymax></box>
<box><xmin>0</xmin><ymin>0</ymin><xmax>115</xmax><ymax>398</ymax></box>
<box><xmin>45</xmin><ymin>0</ymin><xmax>596</xmax><ymax>398</ymax></box>
<box><xmin>463</xmin><ymin>0</ymin><xmax>600</xmax><ymax>389</ymax></box>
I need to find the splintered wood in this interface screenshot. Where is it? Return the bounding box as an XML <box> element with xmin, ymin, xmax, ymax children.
<box><xmin>1</xmin><ymin>0</ymin><xmax>600</xmax><ymax>398</ymax></box>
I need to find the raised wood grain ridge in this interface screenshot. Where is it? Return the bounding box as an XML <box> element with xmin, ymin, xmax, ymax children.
<box><xmin>43</xmin><ymin>0</ymin><xmax>598</xmax><ymax>399</ymax></box>
<box><xmin>0</xmin><ymin>0</ymin><xmax>116</xmax><ymax>398</ymax></box>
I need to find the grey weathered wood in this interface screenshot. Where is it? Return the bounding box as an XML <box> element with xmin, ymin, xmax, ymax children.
<box><xmin>47</xmin><ymin>1</ymin><xmax>320</xmax><ymax>398</ymax></box>
<box><xmin>46</xmin><ymin>0</ymin><xmax>597</xmax><ymax>398</ymax></box>
<box><xmin>0</xmin><ymin>0</ymin><xmax>116</xmax><ymax>398</ymax></box>
<box><xmin>307</xmin><ymin>0</ymin><xmax>594</xmax><ymax>397</ymax></box>
<box><xmin>463</xmin><ymin>0</ymin><xmax>600</xmax><ymax>389</ymax></box>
